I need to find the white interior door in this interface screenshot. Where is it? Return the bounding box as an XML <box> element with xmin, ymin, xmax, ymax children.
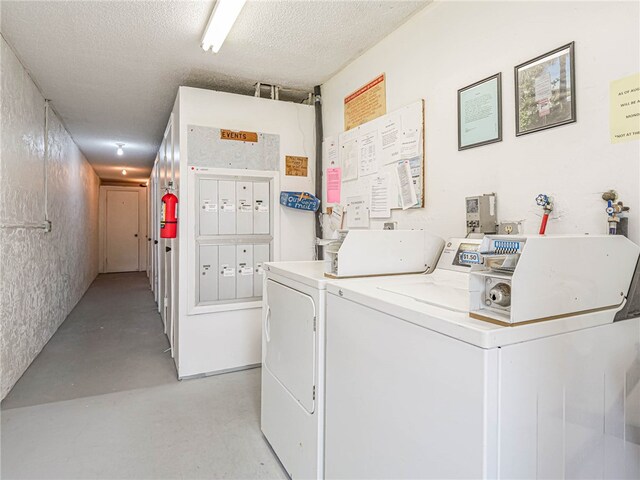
<box><xmin>106</xmin><ymin>190</ymin><xmax>139</xmax><ymax>272</ymax></box>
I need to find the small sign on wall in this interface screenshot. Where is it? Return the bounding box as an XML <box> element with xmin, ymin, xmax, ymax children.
<box><xmin>285</xmin><ymin>156</ymin><xmax>308</xmax><ymax>176</ymax></box>
<box><xmin>610</xmin><ymin>73</ymin><xmax>640</xmax><ymax>144</ymax></box>
<box><xmin>220</xmin><ymin>129</ymin><xmax>258</xmax><ymax>142</ymax></box>
<box><xmin>344</xmin><ymin>73</ymin><xmax>387</xmax><ymax>131</ymax></box>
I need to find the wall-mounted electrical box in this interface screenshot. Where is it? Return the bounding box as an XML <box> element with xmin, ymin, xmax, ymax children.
<box><xmin>466</xmin><ymin>193</ymin><xmax>497</xmax><ymax>234</ymax></box>
<box><xmin>194</xmin><ymin>170</ymin><xmax>275</xmax><ymax>308</ymax></box>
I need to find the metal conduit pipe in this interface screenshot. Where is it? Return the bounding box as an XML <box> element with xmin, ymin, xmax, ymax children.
<box><xmin>314</xmin><ymin>85</ymin><xmax>323</xmax><ymax>260</ymax></box>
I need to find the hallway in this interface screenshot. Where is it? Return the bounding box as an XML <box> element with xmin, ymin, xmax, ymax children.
<box><xmin>1</xmin><ymin>273</ymin><xmax>285</xmax><ymax>479</ymax></box>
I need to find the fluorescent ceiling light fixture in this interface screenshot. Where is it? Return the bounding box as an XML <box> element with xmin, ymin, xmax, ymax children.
<box><xmin>201</xmin><ymin>0</ymin><xmax>247</xmax><ymax>53</ymax></box>
<box><xmin>116</xmin><ymin>143</ymin><xmax>124</xmax><ymax>156</ymax></box>
<box><xmin>121</xmin><ymin>169</ymin><xmax>127</xmax><ymax>176</ymax></box>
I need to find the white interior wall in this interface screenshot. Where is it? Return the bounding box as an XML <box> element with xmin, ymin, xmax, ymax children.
<box><xmin>0</xmin><ymin>36</ymin><xmax>100</xmax><ymax>399</ymax></box>
<box><xmin>174</xmin><ymin>87</ymin><xmax>316</xmax><ymax>377</ymax></box>
<box><xmin>321</xmin><ymin>1</ymin><xmax>640</xmax><ymax>244</ymax></box>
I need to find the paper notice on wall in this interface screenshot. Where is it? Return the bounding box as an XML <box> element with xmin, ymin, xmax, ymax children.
<box><xmin>340</xmin><ymin>137</ymin><xmax>359</xmax><ymax>181</ymax></box>
<box><xmin>400</xmin><ymin>103</ymin><xmax>423</xmax><ymax>159</ymax></box>
<box><xmin>326</xmin><ymin>167</ymin><xmax>342</xmax><ymax>204</ymax></box>
<box><xmin>324</xmin><ymin>136</ymin><xmax>339</xmax><ymax>166</ymax></box>
<box><xmin>610</xmin><ymin>73</ymin><xmax>640</xmax><ymax>144</ymax></box>
<box><xmin>346</xmin><ymin>195</ymin><xmax>369</xmax><ymax>228</ymax></box>
<box><xmin>380</xmin><ymin>114</ymin><xmax>402</xmax><ymax>165</ymax></box>
<box><xmin>369</xmin><ymin>173</ymin><xmax>391</xmax><ymax>219</ymax></box>
<box><xmin>359</xmin><ymin>130</ymin><xmax>379</xmax><ymax>177</ymax></box>
<box><xmin>329</xmin><ymin>204</ymin><xmax>344</xmax><ymax>230</ymax></box>
<box><xmin>344</xmin><ymin>74</ymin><xmax>386</xmax><ymax>131</ymax></box>
<box><xmin>396</xmin><ymin>160</ymin><xmax>417</xmax><ymax>210</ymax></box>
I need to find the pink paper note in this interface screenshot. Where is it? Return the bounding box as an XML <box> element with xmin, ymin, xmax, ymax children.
<box><xmin>326</xmin><ymin>167</ymin><xmax>342</xmax><ymax>204</ymax></box>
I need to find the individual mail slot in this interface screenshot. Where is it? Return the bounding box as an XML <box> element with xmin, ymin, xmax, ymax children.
<box><xmin>218</xmin><ymin>180</ymin><xmax>236</xmax><ymax>235</ymax></box>
<box><xmin>199</xmin><ymin>245</ymin><xmax>219</xmax><ymax>303</ymax></box>
<box><xmin>253</xmin><ymin>181</ymin><xmax>270</xmax><ymax>234</ymax></box>
<box><xmin>253</xmin><ymin>244</ymin><xmax>270</xmax><ymax>297</ymax></box>
<box><xmin>236</xmin><ymin>244</ymin><xmax>254</xmax><ymax>299</ymax></box>
<box><xmin>199</xmin><ymin>179</ymin><xmax>219</xmax><ymax>236</ymax></box>
<box><xmin>236</xmin><ymin>181</ymin><xmax>254</xmax><ymax>235</ymax></box>
<box><xmin>218</xmin><ymin>245</ymin><xmax>236</xmax><ymax>300</ymax></box>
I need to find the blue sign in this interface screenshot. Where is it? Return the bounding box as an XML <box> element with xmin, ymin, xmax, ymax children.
<box><xmin>280</xmin><ymin>191</ymin><xmax>320</xmax><ymax>212</ymax></box>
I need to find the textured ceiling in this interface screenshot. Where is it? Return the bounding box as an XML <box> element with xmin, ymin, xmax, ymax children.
<box><xmin>0</xmin><ymin>0</ymin><xmax>428</xmax><ymax>183</ymax></box>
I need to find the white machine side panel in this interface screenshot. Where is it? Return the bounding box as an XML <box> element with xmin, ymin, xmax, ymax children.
<box><xmin>325</xmin><ymin>294</ymin><xmax>489</xmax><ymax>479</ymax></box>
<box><xmin>511</xmin><ymin>236</ymin><xmax>639</xmax><ymax>322</ymax></box>
<box><xmin>199</xmin><ymin>245</ymin><xmax>218</xmax><ymax>303</ymax></box>
<box><xmin>338</xmin><ymin>230</ymin><xmax>431</xmax><ymax>277</ymax></box>
<box><xmin>236</xmin><ymin>181</ymin><xmax>253</xmax><ymax>235</ymax></box>
<box><xmin>265</xmin><ymin>279</ymin><xmax>316</xmax><ymax>413</ymax></box>
<box><xmin>198</xmin><ymin>179</ymin><xmax>219</xmax><ymax>235</ymax></box>
<box><xmin>253</xmin><ymin>181</ymin><xmax>270</xmax><ymax>235</ymax></box>
<box><xmin>498</xmin><ymin>318</ymin><xmax>640</xmax><ymax>479</ymax></box>
<box><xmin>236</xmin><ymin>245</ymin><xmax>254</xmax><ymax>299</ymax></box>
<box><xmin>218</xmin><ymin>180</ymin><xmax>236</xmax><ymax>234</ymax></box>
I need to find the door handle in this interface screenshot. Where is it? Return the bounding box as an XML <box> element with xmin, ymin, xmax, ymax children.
<box><xmin>165</xmin><ymin>247</ymin><xmax>171</xmax><ymax>253</ymax></box>
<box><xmin>134</xmin><ymin>234</ymin><xmax>138</xmax><ymax>237</ymax></box>
<box><xmin>264</xmin><ymin>306</ymin><xmax>271</xmax><ymax>343</ymax></box>
<box><xmin>154</xmin><ymin>240</ymin><xmax>158</xmax><ymax>245</ymax></box>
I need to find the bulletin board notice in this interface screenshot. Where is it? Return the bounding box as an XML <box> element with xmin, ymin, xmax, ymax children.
<box><xmin>610</xmin><ymin>73</ymin><xmax>640</xmax><ymax>144</ymax></box>
<box><xmin>344</xmin><ymin>74</ymin><xmax>386</xmax><ymax>131</ymax></box>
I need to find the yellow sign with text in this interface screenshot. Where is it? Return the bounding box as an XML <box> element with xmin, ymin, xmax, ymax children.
<box><xmin>220</xmin><ymin>129</ymin><xmax>258</xmax><ymax>142</ymax></box>
<box><xmin>610</xmin><ymin>73</ymin><xmax>640</xmax><ymax>144</ymax></box>
<box><xmin>344</xmin><ymin>74</ymin><xmax>386</xmax><ymax>131</ymax></box>
<box><xmin>285</xmin><ymin>156</ymin><xmax>308</xmax><ymax>176</ymax></box>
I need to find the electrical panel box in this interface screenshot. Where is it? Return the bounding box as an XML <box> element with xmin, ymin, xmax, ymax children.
<box><xmin>466</xmin><ymin>193</ymin><xmax>497</xmax><ymax>234</ymax></box>
<box><xmin>194</xmin><ymin>172</ymin><xmax>273</xmax><ymax>307</ymax></box>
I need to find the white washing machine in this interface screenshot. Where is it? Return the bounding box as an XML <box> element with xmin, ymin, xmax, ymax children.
<box><xmin>323</xmin><ymin>235</ymin><xmax>640</xmax><ymax>479</ymax></box>
<box><xmin>260</xmin><ymin>239</ymin><xmax>447</xmax><ymax>479</ymax></box>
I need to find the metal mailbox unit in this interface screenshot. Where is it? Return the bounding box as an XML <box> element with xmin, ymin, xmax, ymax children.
<box><xmin>193</xmin><ymin>169</ymin><xmax>274</xmax><ymax>309</ymax></box>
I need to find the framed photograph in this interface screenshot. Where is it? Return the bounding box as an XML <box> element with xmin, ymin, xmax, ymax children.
<box><xmin>515</xmin><ymin>42</ymin><xmax>576</xmax><ymax>136</ymax></box>
<box><xmin>458</xmin><ymin>73</ymin><xmax>502</xmax><ymax>150</ymax></box>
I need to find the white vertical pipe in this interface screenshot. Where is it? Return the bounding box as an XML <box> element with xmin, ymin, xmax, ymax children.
<box><xmin>44</xmin><ymin>99</ymin><xmax>50</xmax><ymax>222</ymax></box>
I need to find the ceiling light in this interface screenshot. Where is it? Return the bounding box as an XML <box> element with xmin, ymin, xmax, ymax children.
<box><xmin>116</xmin><ymin>143</ymin><xmax>124</xmax><ymax>156</ymax></box>
<box><xmin>201</xmin><ymin>0</ymin><xmax>247</xmax><ymax>53</ymax></box>
<box><xmin>122</xmin><ymin>169</ymin><xmax>127</xmax><ymax>176</ymax></box>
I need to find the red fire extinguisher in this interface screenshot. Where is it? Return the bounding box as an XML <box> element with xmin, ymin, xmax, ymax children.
<box><xmin>161</xmin><ymin>192</ymin><xmax>178</xmax><ymax>238</ymax></box>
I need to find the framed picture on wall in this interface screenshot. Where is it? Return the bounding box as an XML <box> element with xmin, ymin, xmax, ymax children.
<box><xmin>515</xmin><ymin>42</ymin><xmax>576</xmax><ymax>136</ymax></box>
<box><xmin>458</xmin><ymin>73</ymin><xmax>502</xmax><ymax>150</ymax></box>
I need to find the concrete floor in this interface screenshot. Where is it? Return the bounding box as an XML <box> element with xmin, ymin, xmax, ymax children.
<box><xmin>1</xmin><ymin>272</ymin><xmax>286</xmax><ymax>479</ymax></box>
